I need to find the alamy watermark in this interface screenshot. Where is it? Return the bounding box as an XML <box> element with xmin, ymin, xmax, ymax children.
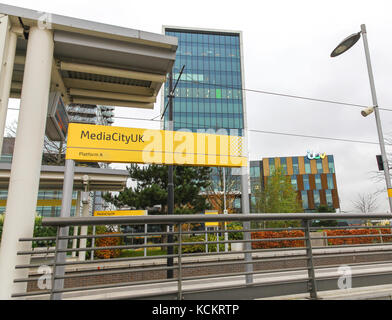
<box><xmin>37</xmin><ymin>265</ymin><xmax>52</xmax><ymax>290</ymax></box>
<box><xmin>337</xmin><ymin>265</ymin><xmax>352</xmax><ymax>290</ymax></box>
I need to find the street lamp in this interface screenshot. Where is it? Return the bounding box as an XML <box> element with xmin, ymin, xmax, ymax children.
<box><xmin>331</xmin><ymin>24</ymin><xmax>392</xmax><ymax>213</ymax></box>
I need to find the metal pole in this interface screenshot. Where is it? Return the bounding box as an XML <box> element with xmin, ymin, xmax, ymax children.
<box><xmin>90</xmin><ymin>191</ymin><xmax>96</xmax><ymax>261</ymax></box>
<box><xmin>50</xmin><ymin>227</ymin><xmax>61</xmax><ymax>300</ymax></box>
<box><xmin>205</xmin><ymin>226</ymin><xmax>208</xmax><ymax>253</ymax></box>
<box><xmin>52</xmin><ymin>158</ymin><xmax>75</xmax><ymax>300</ymax></box>
<box><xmin>177</xmin><ymin>223</ymin><xmax>183</xmax><ymax>300</ymax></box>
<box><xmin>224</xmin><ymin>168</ymin><xmax>229</xmax><ymax>252</ymax></box>
<box><xmin>71</xmin><ymin>191</ymin><xmax>81</xmax><ymax>258</ymax></box>
<box><xmin>144</xmin><ymin>224</ymin><xmax>147</xmax><ymax>257</ymax></box>
<box><xmin>241</xmin><ymin>146</ymin><xmax>253</xmax><ymax>284</ymax></box>
<box><xmin>216</xmin><ymin>227</ymin><xmax>219</xmax><ymax>253</ymax></box>
<box><xmin>361</xmin><ymin>24</ymin><xmax>392</xmax><ymax>213</ymax></box>
<box><xmin>167</xmin><ymin>71</ymin><xmax>175</xmax><ymax>279</ymax></box>
<box><xmin>302</xmin><ymin>219</ymin><xmax>318</xmax><ymax>300</ymax></box>
<box><xmin>79</xmin><ymin>191</ymin><xmax>90</xmax><ymax>261</ymax></box>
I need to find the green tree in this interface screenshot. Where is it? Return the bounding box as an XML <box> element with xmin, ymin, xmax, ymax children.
<box><xmin>255</xmin><ymin>166</ymin><xmax>302</xmax><ymax>228</ymax></box>
<box><xmin>312</xmin><ymin>205</ymin><xmax>338</xmax><ymax>227</ymax></box>
<box><xmin>103</xmin><ymin>164</ymin><xmax>212</xmax><ymax>214</ymax></box>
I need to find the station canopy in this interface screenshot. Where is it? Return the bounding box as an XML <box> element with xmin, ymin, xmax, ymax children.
<box><xmin>0</xmin><ymin>163</ymin><xmax>129</xmax><ymax>191</ymax></box>
<box><xmin>1</xmin><ymin>4</ymin><xmax>178</xmax><ymax>109</ymax></box>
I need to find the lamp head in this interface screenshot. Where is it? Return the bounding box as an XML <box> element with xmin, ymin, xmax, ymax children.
<box><xmin>361</xmin><ymin>107</ymin><xmax>374</xmax><ymax>117</ymax></box>
<box><xmin>331</xmin><ymin>32</ymin><xmax>362</xmax><ymax>57</ymax></box>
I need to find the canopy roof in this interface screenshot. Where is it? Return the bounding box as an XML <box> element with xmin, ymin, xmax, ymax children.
<box><xmin>0</xmin><ymin>163</ymin><xmax>129</xmax><ymax>191</ymax></box>
<box><xmin>1</xmin><ymin>3</ymin><xmax>178</xmax><ymax>109</ymax></box>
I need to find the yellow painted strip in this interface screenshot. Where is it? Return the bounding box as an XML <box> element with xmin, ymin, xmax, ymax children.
<box><xmin>388</xmin><ymin>189</ymin><xmax>392</xmax><ymax>198</ymax></box>
<box><xmin>93</xmin><ymin>210</ymin><xmax>147</xmax><ymax>217</ymax></box>
<box><xmin>205</xmin><ymin>211</ymin><xmax>219</xmax><ymax>227</ymax></box>
<box><xmin>0</xmin><ymin>199</ymin><xmax>77</xmax><ymax>207</ymax></box>
<box><xmin>66</xmin><ymin>123</ymin><xmax>247</xmax><ymax>167</ymax></box>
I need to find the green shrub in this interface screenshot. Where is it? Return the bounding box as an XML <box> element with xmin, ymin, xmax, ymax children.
<box><xmin>176</xmin><ymin>234</ymin><xmax>226</xmax><ymax>254</ymax></box>
<box><xmin>0</xmin><ymin>215</ymin><xmax>58</xmax><ymax>248</ymax></box>
<box><xmin>32</xmin><ymin>217</ymin><xmax>58</xmax><ymax>248</ymax></box>
<box><xmin>227</xmin><ymin>222</ymin><xmax>244</xmax><ymax>240</ymax></box>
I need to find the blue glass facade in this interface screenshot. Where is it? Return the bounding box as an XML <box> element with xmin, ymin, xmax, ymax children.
<box><xmin>163</xmin><ymin>28</ymin><xmax>246</xmax><ymax>207</ymax></box>
<box><xmin>164</xmin><ymin>28</ymin><xmax>244</xmax><ymax>135</ymax></box>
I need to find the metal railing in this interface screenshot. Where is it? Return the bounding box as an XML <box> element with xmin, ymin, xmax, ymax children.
<box><xmin>12</xmin><ymin>213</ymin><xmax>392</xmax><ymax>300</ymax></box>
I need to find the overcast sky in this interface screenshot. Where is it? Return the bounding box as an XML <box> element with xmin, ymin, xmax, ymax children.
<box><xmin>4</xmin><ymin>0</ymin><xmax>392</xmax><ymax>213</ymax></box>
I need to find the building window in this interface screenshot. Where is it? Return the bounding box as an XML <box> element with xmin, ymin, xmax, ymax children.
<box><xmin>280</xmin><ymin>158</ymin><xmax>287</xmax><ymax>175</ymax></box>
<box><xmin>291</xmin><ymin>175</ymin><xmax>298</xmax><ymax>191</ymax></box>
<box><xmin>269</xmin><ymin>158</ymin><xmax>275</xmax><ymax>175</ymax></box>
<box><xmin>250</xmin><ymin>165</ymin><xmax>260</xmax><ymax>178</ymax></box>
<box><xmin>303</xmin><ymin>175</ymin><xmax>310</xmax><ymax>190</ymax></box>
<box><xmin>313</xmin><ymin>190</ymin><xmax>321</xmax><ymax>208</ymax></box>
<box><xmin>315</xmin><ymin>174</ymin><xmax>322</xmax><ymax>190</ymax></box>
<box><xmin>292</xmin><ymin>157</ymin><xmax>299</xmax><ymax>174</ymax></box>
<box><xmin>301</xmin><ymin>191</ymin><xmax>309</xmax><ymax>209</ymax></box>
<box><xmin>304</xmin><ymin>158</ymin><xmax>311</xmax><ymax>174</ymax></box>
<box><xmin>327</xmin><ymin>174</ymin><xmax>334</xmax><ymax>190</ymax></box>
<box><xmin>328</xmin><ymin>155</ymin><xmax>335</xmax><ymax>173</ymax></box>
<box><xmin>326</xmin><ymin>190</ymin><xmax>333</xmax><ymax>207</ymax></box>
<box><xmin>317</xmin><ymin>159</ymin><xmax>323</xmax><ymax>174</ymax></box>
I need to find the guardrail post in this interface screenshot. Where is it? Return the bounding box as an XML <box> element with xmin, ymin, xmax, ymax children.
<box><xmin>244</xmin><ymin>221</ymin><xmax>254</xmax><ymax>284</ymax></box>
<box><xmin>50</xmin><ymin>227</ymin><xmax>61</xmax><ymax>300</ymax></box>
<box><xmin>302</xmin><ymin>219</ymin><xmax>318</xmax><ymax>300</ymax></box>
<box><xmin>177</xmin><ymin>223</ymin><xmax>183</xmax><ymax>300</ymax></box>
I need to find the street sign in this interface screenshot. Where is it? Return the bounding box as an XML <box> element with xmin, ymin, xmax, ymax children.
<box><xmin>46</xmin><ymin>92</ymin><xmax>69</xmax><ymax>142</ymax></box>
<box><xmin>93</xmin><ymin>210</ymin><xmax>147</xmax><ymax>217</ymax></box>
<box><xmin>66</xmin><ymin>123</ymin><xmax>247</xmax><ymax>167</ymax></box>
<box><xmin>376</xmin><ymin>155</ymin><xmax>384</xmax><ymax>171</ymax></box>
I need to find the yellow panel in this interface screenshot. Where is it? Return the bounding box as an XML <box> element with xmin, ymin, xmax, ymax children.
<box><xmin>298</xmin><ymin>157</ymin><xmax>305</xmax><ymax>174</ymax></box>
<box><xmin>0</xmin><ymin>199</ymin><xmax>76</xmax><ymax>207</ymax></box>
<box><xmin>287</xmin><ymin>157</ymin><xmax>293</xmax><ymax>175</ymax></box>
<box><xmin>275</xmin><ymin>157</ymin><xmax>281</xmax><ymax>169</ymax></box>
<box><xmin>66</xmin><ymin>123</ymin><xmax>247</xmax><ymax>167</ymax></box>
<box><xmin>94</xmin><ymin>210</ymin><xmax>147</xmax><ymax>217</ymax></box>
<box><xmin>322</xmin><ymin>156</ymin><xmax>330</xmax><ymax>174</ymax></box>
<box><xmin>205</xmin><ymin>211</ymin><xmax>219</xmax><ymax>227</ymax></box>
<box><xmin>263</xmin><ymin>159</ymin><xmax>270</xmax><ymax>176</ymax></box>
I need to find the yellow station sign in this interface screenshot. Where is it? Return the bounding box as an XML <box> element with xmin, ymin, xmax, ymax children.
<box><xmin>66</xmin><ymin>123</ymin><xmax>247</xmax><ymax>167</ymax></box>
<box><xmin>93</xmin><ymin>210</ymin><xmax>147</xmax><ymax>217</ymax></box>
<box><xmin>205</xmin><ymin>210</ymin><xmax>219</xmax><ymax>227</ymax></box>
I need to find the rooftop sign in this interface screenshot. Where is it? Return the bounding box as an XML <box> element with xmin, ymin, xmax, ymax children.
<box><xmin>66</xmin><ymin>123</ymin><xmax>247</xmax><ymax>167</ymax></box>
<box><xmin>306</xmin><ymin>151</ymin><xmax>327</xmax><ymax>161</ymax></box>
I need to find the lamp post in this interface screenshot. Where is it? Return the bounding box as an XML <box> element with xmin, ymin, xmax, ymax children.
<box><xmin>331</xmin><ymin>24</ymin><xmax>392</xmax><ymax>213</ymax></box>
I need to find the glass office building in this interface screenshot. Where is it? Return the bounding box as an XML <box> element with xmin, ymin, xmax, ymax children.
<box><xmin>163</xmin><ymin>27</ymin><xmax>247</xmax><ymax>212</ymax></box>
<box><xmin>163</xmin><ymin>27</ymin><xmax>245</xmax><ymax>136</ymax></box>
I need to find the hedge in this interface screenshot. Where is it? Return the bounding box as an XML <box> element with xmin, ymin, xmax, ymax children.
<box><xmin>251</xmin><ymin>230</ymin><xmax>305</xmax><ymax>249</ymax></box>
<box><xmin>95</xmin><ymin>231</ymin><xmax>123</xmax><ymax>260</ymax></box>
<box><xmin>325</xmin><ymin>229</ymin><xmax>392</xmax><ymax>246</ymax></box>
<box><xmin>251</xmin><ymin>228</ymin><xmax>392</xmax><ymax>249</ymax></box>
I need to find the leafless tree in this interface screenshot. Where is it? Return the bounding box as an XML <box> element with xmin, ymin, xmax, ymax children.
<box><xmin>6</xmin><ymin>120</ymin><xmax>66</xmax><ymax>165</ymax></box>
<box><xmin>204</xmin><ymin>167</ymin><xmax>241</xmax><ymax>214</ymax></box>
<box><xmin>370</xmin><ymin>136</ymin><xmax>392</xmax><ymax>187</ymax></box>
<box><xmin>351</xmin><ymin>192</ymin><xmax>380</xmax><ymax>214</ymax></box>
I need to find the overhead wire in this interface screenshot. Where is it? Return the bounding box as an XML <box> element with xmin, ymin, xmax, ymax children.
<box><xmin>7</xmin><ymin>107</ymin><xmax>390</xmax><ymax>145</ymax></box>
<box><xmin>8</xmin><ymin>77</ymin><xmax>392</xmax><ymax>148</ymax></box>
